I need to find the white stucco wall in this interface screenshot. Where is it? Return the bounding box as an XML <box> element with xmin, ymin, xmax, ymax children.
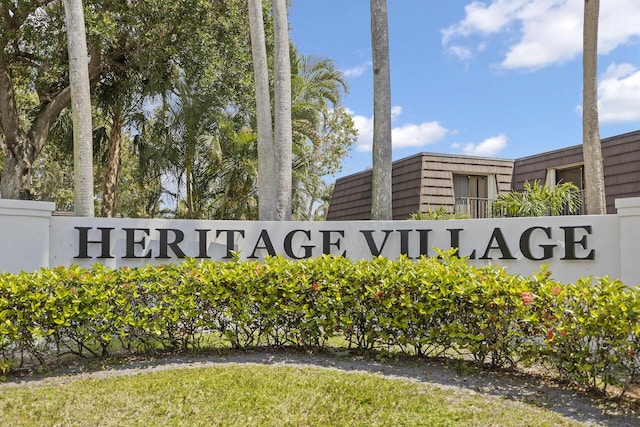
<box><xmin>1</xmin><ymin>198</ymin><xmax>639</xmax><ymax>286</ymax></box>
<box><xmin>0</xmin><ymin>199</ymin><xmax>55</xmax><ymax>274</ymax></box>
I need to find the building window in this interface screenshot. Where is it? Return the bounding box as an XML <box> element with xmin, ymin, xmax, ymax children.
<box><xmin>547</xmin><ymin>165</ymin><xmax>585</xmax><ymax>215</ymax></box>
<box><xmin>555</xmin><ymin>165</ymin><xmax>584</xmax><ymax>191</ymax></box>
<box><xmin>453</xmin><ymin>174</ymin><xmax>495</xmax><ymax>218</ymax></box>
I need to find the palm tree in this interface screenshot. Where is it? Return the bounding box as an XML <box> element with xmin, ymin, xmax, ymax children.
<box><xmin>100</xmin><ymin>107</ymin><xmax>123</xmax><ymax>218</ymax></box>
<box><xmin>248</xmin><ymin>0</ymin><xmax>276</xmax><ymax>221</ymax></box>
<box><xmin>131</xmin><ymin>120</ymin><xmax>173</xmax><ymax>218</ymax></box>
<box><xmin>290</xmin><ymin>50</ymin><xmax>354</xmax><ymax>220</ymax></box>
<box><xmin>63</xmin><ymin>0</ymin><xmax>94</xmax><ymax>216</ymax></box>
<box><xmin>150</xmin><ymin>82</ymin><xmax>225</xmax><ymax>219</ymax></box>
<box><xmin>311</xmin><ymin>181</ymin><xmax>334</xmax><ymax>220</ymax></box>
<box><xmin>91</xmin><ymin>63</ymin><xmax>149</xmax><ymax>218</ymax></box>
<box><xmin>582</xmin><ymin>0</ymin><xmax>606</xmax><ymax>214</ymax></box>
<box><xmin>272</xmin><ymin>0</ymin><xmax>293</xmax><ymax>221</ymax></box>
<box><xmin>370</xmin><ymin>0</ymin><xmax>393</xmax><ymax>220</ymax></box>
<box><xmin>211</xmin><ymin>125</ymin><xmax>259</xmax><ymax>220</ymax></box>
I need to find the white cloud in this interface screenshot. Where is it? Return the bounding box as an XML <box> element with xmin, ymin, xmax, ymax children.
<box><xmin>391</xmin><ymin>105</ymin><xmax>402</xmax><ymax>121</ymax></box>
<box><xmin>597</xmin><ymin>63</ymin><xmax>640</xmax><ymax>122</ymax></box>
<box><xmin>448</xmin><ymin>45</ymin><xmax>474</xmax><ymax>61</ymax></box>
<box><xmin>342</xmin><ymin>62</ymin><xmax>371</xmax><ymax>78</ymax></box>
<box><xmin>393</xmin><ymin>122</ymin><xmax>449</xmax><ymax>148</ymax></box>
<box><xmin>442</xmin><ymin>0</ymin><xmax>529</xmax><ymax>43</ymax></box>
<box><xmin>501</xmin><ymin>1</ymin><xmax>583</xmax><ymax>69</ymax></box>
<box><xmin>453</xmin><ymin>134</ymin><xmax>508</xmax><ymax>157</ymax></box>
<box><xmin>443</xmin><ymin>0</ymin><xmax>640</xmax><ymax>70</ymax></box>
<box><xmin>351</xmin><ymin>113</ymin><xmax>374</xmax><ymax>152</ymax></box>
<box><xmin>349</xmin><ymin>108</ymin><xmax>448</xmax><ymax>152</ymax></box>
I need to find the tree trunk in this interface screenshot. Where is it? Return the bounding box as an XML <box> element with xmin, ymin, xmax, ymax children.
<box><xmin>185</xmin><ymin>150</ymin><xmax>194</xmax><ymax>219</ymax></box>
<box><xmin>370</xmin><ymin>0</ymin><xmax>393</xmax><ymax>220</ymax></box>
<box><xmin>0</xmin><ymin>50</ymin><xmax>37</xmax><ymax>199</ymax></box>
<box><xmin>101</xmin><ymin>110</ymin><xmax>123</xmax><ymax>218</ymax></box>
<box><xmin>272</xmin><ymin>0</ymin><xmax>293</xmax><ymax>221</ymax></box>
<box><xmin>1</xmin><ymin>27</ymin><xmax>97</xmax><ymax>202</ymax></box>
<box><xmin>582</xmin><ymin>0</ymin><xmax>606</xmax><ymax>215</ymax></box>
<box><xmin>248</xmin><ymin>0</ymin><xmax>277</xmax><ymax>221</ymax></box>
<box><xmin>64</xmin><ymin>0</ymin><xmax>95</xmax><ymax>217</ymax></box>
<box><xmin>0</xmin><ymin>80</ymin><xmax>72</xmax><ymax>200</ymax></box>
<box><xmin>0</xmin><ymin>139</ymin><xmax>34</xmax><ymax>200</ymax></box>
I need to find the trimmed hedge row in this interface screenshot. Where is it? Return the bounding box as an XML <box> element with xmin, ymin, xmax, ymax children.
<box><xmin>1</xmin><ymin>254</ymin><xmax>638</xmax><ymax>394</ymax></box>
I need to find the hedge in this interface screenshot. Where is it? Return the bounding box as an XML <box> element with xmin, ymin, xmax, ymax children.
<box><xmin>0</xmin><ymin>253</ymin><xmax>638</xmax><ymax>395</ymax></box>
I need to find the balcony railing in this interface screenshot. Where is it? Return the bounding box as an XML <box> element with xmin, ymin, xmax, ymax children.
<box><xmin>454</xmin><ymin>197</ymin><xmax>494</xmax><ymax>219</ymax></box>
<box><xmin>560</xmin><ymin>189</ymin><xmax>585</xmax><ymax>215</ymax></box>
<box><xmin>454</xmin><ymin>192</ymin><xmax>585</xmax><ymax>219</ymax></box>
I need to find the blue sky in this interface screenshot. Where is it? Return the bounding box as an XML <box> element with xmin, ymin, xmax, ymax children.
<box><xmin>288</xmin><ymin>0</ymin><xmax>640</xmax><ymax>179</ymax></box>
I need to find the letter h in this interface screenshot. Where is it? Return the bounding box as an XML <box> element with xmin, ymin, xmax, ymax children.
<box><xmin>75</xmin><ymin>227</ymin><xmax>114</xmax><ymax>259</ymax></box>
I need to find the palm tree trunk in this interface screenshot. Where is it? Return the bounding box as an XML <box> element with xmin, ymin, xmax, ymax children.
<box><xmin>64</xmin><ymin>0</ymin><xmax>95</xmax><ymax>216</ymax></box>
<box><xmin>272</xmin><ymin>0</ymin><xmax>293</xmax><ymax>221</ymax></box>
<box><xmin>370</xmin><ymin>0</ymin><xmax>393</xmax><ymax>220</ymax></box>
<box><xmin>248</xmin><ymin>0</ymin><xmax>276</xmax><ymax>221</ymax></box>
<box><xmin>101</xmin><ymin>109</ymin><xmax>122</xmax><ymax>217</ymax></box>
<box><xmin>185</xmin><ymin>153</ymin><xmax>194</xmax><ymax>218</ymax></box>
<box><xmin>582</xmin><ymin>0</ymin><xmax>606</xmax><ymax>214</ymax></box>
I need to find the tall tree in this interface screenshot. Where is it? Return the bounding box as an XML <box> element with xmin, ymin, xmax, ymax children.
<box><xmin>94</xmin><ymin>67</ymin><xmax>146</xmax><ymax>218</ymax></box>
<box><xmin>370</xmin><ymin>0</ymin><xmax>393</xmax><ymax>220</ymax></box>
<box><xmin>148</xmin><ymin>82</ymin><xmax>224</xmax><ymax>219</ymax></box>
<box><xmin>0</xmin><ymin>0</ymin><xmax>255</xmax><ymax>202</ymax></box>
<box><xmin>0</xmin><ymin>1</ymin><xmax>87</xmax><ymax>200</ymax></box>
<box><xmin>63</xmin><ymin>0</ymin><xmax>94</xmax><ymax>216</ymax></box>
<box><xmin>248</xmin><ymin>0</ymin><xmax>276</xmax><ymax>221</ymax></box>
<box><xmin>582</xmin><ymin>0</ymin><xmax>606</xmax><ymax>214</ymax></box>
<box><xmin>290</xmin><ymin>51</ymin><xmax>356</xmax><ymax>220</ymax></box>
<box><xmin>272</xmin><ymin>0</ymin><xmax>293</xmax><ymax>220</ymax></box>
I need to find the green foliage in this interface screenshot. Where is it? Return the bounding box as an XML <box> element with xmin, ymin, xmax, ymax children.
<box><xmin>291</xmin><ymin>50</ymin><xmax>357</xmax><ymax>220</ymax></box>
<box><xmin>31</xmin><ymin>133</ymin><xmax>75</xmax><ymax>212</ymax></box>
<box><xmin>0</xmin><ymin>256</ymin><xmax>638</xmax><ymax>396</ymax></box>
<box><xmin>1</xmin><ymin>0</ymin><xmax>259</xmax><ymax>199</ymax></box>
<box><xmin>5</xmin><ymin>1</ymin><xmax>354</xmax><ymax>217</ymax></box>
<box><xmin>529</xmin><ymin>275</ymin><xmax>640</xmax><ymax>393</ymax></box>
<box><xmin>492</xmin><ymin>180</ymin><xmax>583</xmax><ymax>217</ymax></box>
<box><xmin>409</xmin><ymin>206</ymin><xmax>470</xmax><ymax>220</ymax></box>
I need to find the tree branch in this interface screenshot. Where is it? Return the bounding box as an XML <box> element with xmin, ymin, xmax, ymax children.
<box><xmin>28</xmin><ymin>86</ymin><xmax>71</xmax><ymax>154</ymax></box>
<box><xmin>12</xmin><ymin>45</ymin><xmax>43</xmax><ymax>67</ymax></box>
<box><xmin>28</xmin><ymin>45</ymin><xmax>103</xmax><ymax>154</ymax></box>
<box><xmin>88</xmin><ymin>45</ymin><xmax>103</xmax><ymax>81</ymax></box>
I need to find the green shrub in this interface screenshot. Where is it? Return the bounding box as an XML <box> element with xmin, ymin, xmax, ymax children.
<box><xmin>529</xmin><ymin>276</ymin><xmax>640</xmax><ymax>393</ymax></box>
<box><xmin>409</xmin><ymin>206</ymin><xmax>470</xmax><ymax>220</ymax></box>
<box><xmin>0</xmin><ymin>256</ymin><xmax>637</xmax><ymax>396</ymax></box>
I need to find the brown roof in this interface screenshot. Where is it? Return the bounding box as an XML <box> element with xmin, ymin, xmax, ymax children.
<box><xmin>327</xmin><ymin>152</ymin><xmax>514</xmax><ymax>220</ymax></box>
<box><xmin>513</xmin><ymin>130</ymin><xmax>640</xmax><ymax>213</ymax></box>
<box><xmin>328</xmin><ymin>130</ymin><xmax>640</xmax><ymax>218</ymax></box>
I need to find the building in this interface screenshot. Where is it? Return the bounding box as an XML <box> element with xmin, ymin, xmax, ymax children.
<box><xmin>327</xmin><ymin>130</ymin><xmax>640</xmax><ymax>220</ymax></box>
<box><xmin>513</xmin><ymin>130</ymin><xmax>640</xmax><ymax>214</ymax></box>
<box><xmin>327</xmin><ymin>152</ymin><xmax>514</xmax><ymax>220</ymax></box>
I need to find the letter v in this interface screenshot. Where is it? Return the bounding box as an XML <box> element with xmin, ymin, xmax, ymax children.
<box><xmin>360</xmin><ymin>230</ymin><xmax>393</xmax><ymax>256</ymax></box>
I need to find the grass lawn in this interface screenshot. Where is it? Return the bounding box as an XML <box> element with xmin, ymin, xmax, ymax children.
<box><xmin>0</xmin><ymin>364</ymin><xmax>582</xmax><ymax>426</ymax></box>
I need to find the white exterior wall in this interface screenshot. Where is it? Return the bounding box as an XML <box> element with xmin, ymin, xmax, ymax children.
<box><xmin>615</xmin><ymin>198</ymin><xmax>640</xmax><ymax>286</ymax></box>
<box><xmin>0</xmin><ymin>199</ymin><xmax>55</xmax><ymax>274</ymax></box>
<box><xmin>1</xmin><ymin>198</ymin><xmax>639</xmax><ymax>286</ymax></box>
